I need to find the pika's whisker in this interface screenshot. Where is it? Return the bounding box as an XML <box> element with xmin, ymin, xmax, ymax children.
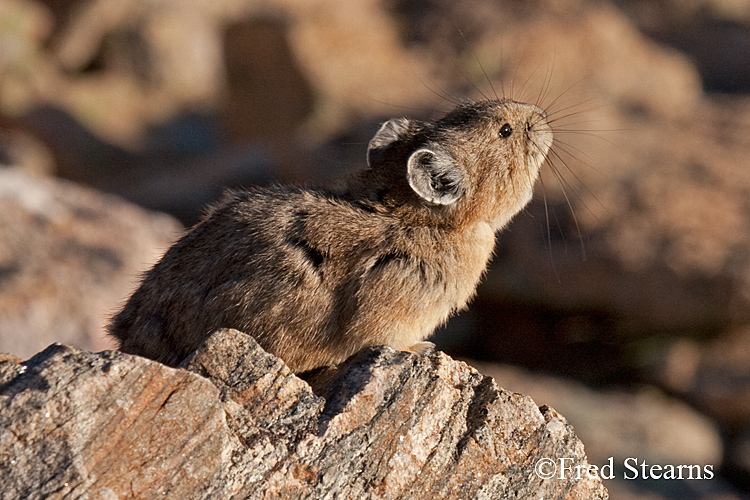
<box><xmin>537</xmin><ymin>174</ymin><xmax>563</xmax><ymax>284</ymax></box>
<box><xmin>545</xmin><ymin>158</ymin><xmax>587</xmax><ymax>259</ymax></box>
<box><xmin>541</xmin><ymin>77</ymin><xmax>589</xmax><ymax>114</ymax></box>
<box><xmin>547</xmin><ymin>144</ymin><xmax>603</xmax><ymax>222</ymax></box>
<box><xmin>536</xmin><ymin>54</ymin><xmax>556</xmax><ymax>110</ymax></box>
<box><xmin>420</xmin><ymin>80</ymin><xmax>463</xmax><ymax>106</ymax></box>
<box><xmin>458</xmin><ymin>27</ymin><xmax>500</xmax><ymax>102</ymax></box>
<box><xmin>546</xmin><ymin>100</ymin><xmax>603</xmax><ymax>124</ymax></box>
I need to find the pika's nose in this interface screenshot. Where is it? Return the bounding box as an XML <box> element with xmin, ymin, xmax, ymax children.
<box><xmin>525</xmin><ymin>108</ymin><xmax>548</xmax><ymax>130</ymax></box>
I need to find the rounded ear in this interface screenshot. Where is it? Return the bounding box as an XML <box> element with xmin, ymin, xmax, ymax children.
<box><xmin>367</xmin><ymin>118</ymin><xmax>413</xmax><ymax>167</ymax></box>
<box><xmin>407</xmin><ymin>148</ymin><xmax>465</xmax><ymax>205</ymax></box>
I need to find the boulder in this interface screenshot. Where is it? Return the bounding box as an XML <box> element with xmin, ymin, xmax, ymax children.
<box><xmin>655</xmin><ymin>327</ymin><xmax>750</xmax><ymax>488</ymax></box>
<box><xmin>0</xmin><ymin>167</ymin><xmax>182</xmax><ymax>358</ymax></box>
<box><xmin>0</xmin><ymin>328</ymin><xmax>608</xmax><ymax>499</ymax></box>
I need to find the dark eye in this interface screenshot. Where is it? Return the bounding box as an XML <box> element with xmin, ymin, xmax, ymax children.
<box><xmin>499</xmin><ymin>123</ymin><xmax>513</xmax><ymax>138</ymax></box>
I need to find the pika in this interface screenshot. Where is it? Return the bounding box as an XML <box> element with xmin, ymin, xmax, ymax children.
<box><xmin>109</xmin><ymin>99</ymin><xmax>552</xmax><ymax>372</ymax></box>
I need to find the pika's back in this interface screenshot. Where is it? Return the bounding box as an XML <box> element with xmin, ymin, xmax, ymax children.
<box><xmin>110</xmin><ymin>99</ymin><xmax>552</xmax><ymax>372</ymax></box>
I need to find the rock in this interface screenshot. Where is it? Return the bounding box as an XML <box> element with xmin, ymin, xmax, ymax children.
<box><xmin>470</xmin><ymin>361</ymin><xmax>750</xmax><ymax>500</ymax></box>
<box><xmin>0</xmin><ymin>0</ymin><xmax>54</xmax><ymax>116</ymax></box>
<box><xmin>655</xmin><ymin>328</ymin><xmax>750</xmax><ymax>429</ymax></box>
<box><xmin>613</xmin><ymin>0</ymin><xmax>750</xmax><ymax>93</ymax></box>
<box><xmin>0</xmin><ymin>167</ymin><xmax>182</xmax><ymax>358</ymax></box>
<box><xmin>18</xmin><ymin>106</ymin><xmax>275</xmax><ymax>225</ymax></box>
<box><xmin>472</xmin><ymin>362</ymin><xmax>723</xmax><ymax>468</ymax></box>
<box><xmin>3</xmin><ymin>0</ymin><xmax>437</xmax><ymax>148</ymax></box>
<box><xmin>0</xmin><ymin>344</ymin><xmax>229</xmax><ymax>499</ymax></box>
<box><xmin>654</xmin><ymin>327</ymin><xmax>750</xmax><ymax>489</ymax></box>
<box><xmin>0</xmin><ymin>126</ymin><xmax>54</xmax><ymax>177</ymax></box>
<box><xmin>727</xmin><ymin>426</ymin><xmax>750</xmax><ymax>489</ymax></box>
<box><xmin>0</xmin><ymin>328</ymin><xmax>608</xmax><ymax>499</ymax></box>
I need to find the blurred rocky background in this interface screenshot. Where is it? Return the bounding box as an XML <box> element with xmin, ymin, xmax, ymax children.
<box><xmin>1</xmin><ymin>0</ymin><xmax>749</xmax><ymax>498</ymax></box>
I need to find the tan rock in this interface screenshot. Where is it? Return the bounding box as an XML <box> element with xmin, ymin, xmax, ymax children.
<box><xmin>0</xmin><ymin>167</ymin><xmax>182</xmax><ymax>358</ymax></box>
<box><xmin>657</xmin><ymin>328</ymin><xmax>750</xmax><ymax>428</ymax></box>
<box><xmin>472</xmin><ymin>361</ymin><xmax>723</xmax><ymax>468</ymax></box>
<box><xmin>471</xmin><ymin>360</ymin><xmax>743</xmax><ymax>500</ymax></box>
<box><xmin>0</xmin><ymin>328</ymin><xmax>609</xmax><ymax>499</ymax></box>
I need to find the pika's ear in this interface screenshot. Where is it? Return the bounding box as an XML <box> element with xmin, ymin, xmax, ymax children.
<box><xmin>407</xmin><ymin>147</ymin><xmax>465</xmax><ymax>205</ymax></box>
<box><xmin>367</xmin><ymin>118</ymin><xmax>413</xmax><ymax>167</ymax></box>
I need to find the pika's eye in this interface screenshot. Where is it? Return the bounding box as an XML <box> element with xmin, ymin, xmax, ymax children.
<box><xmin>499</xmin><ymin>123</ymin><xmax>513</xmax><ymax>138</ymax></box>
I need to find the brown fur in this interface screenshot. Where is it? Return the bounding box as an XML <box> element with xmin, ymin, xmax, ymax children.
<box><xmin>109</xmin><ymin>99</ymin><xmax>552</xmax><ymax>372</ymax></box>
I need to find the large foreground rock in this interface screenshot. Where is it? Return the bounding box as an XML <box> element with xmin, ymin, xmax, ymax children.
<box><xmin>0</xmin><ymin>329</ymin><xmax>608</xmax><ymax>499</ymax></box>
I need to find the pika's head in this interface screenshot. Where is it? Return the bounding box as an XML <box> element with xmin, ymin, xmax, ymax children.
<box><xmin>367</xmin><ymin>99</ymin><xmax>552</xmax><ymax>228</ymax></box>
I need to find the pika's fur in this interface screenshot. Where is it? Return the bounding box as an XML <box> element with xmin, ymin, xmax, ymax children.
<box><xmin>110</xmin><ymin>99</ymin><xmax>552</xmax><ymax>372</ymax></box>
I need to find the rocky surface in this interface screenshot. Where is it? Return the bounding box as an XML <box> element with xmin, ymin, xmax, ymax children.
<box><xmin>473</xmin><ymin>362</ymin><xmax>723</xmax><ymax>468</ymax></box>
<box><xmin>0</xmin><ymin>328</ymin><xmax>608</xmax><ymax>499</ymax></box>
<box><xmin>0</xmin><ymin>166</ymin><xmax>182</xmax><ymax>358</ymax></box>
<box><xmin>654</xmin><ymin>327</ymin><xmax>750</xmax><ymax>487</ymax></box>
<box><xmin>471</xmin><ymin>361</ymin><xmax>750</xmax><ymax>500</ymax></box>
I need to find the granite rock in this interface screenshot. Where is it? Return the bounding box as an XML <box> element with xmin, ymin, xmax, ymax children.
<box><xmin>0</xmin><ymin>328</ymin><xmax>608</xmax><ymax>500</ymax></box>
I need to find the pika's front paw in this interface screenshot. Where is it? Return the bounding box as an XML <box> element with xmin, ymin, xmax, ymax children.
<box><xmin>405</xmin><ymin>341</ymin><xmax>436</xmax><ymax>356</ymax></box>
